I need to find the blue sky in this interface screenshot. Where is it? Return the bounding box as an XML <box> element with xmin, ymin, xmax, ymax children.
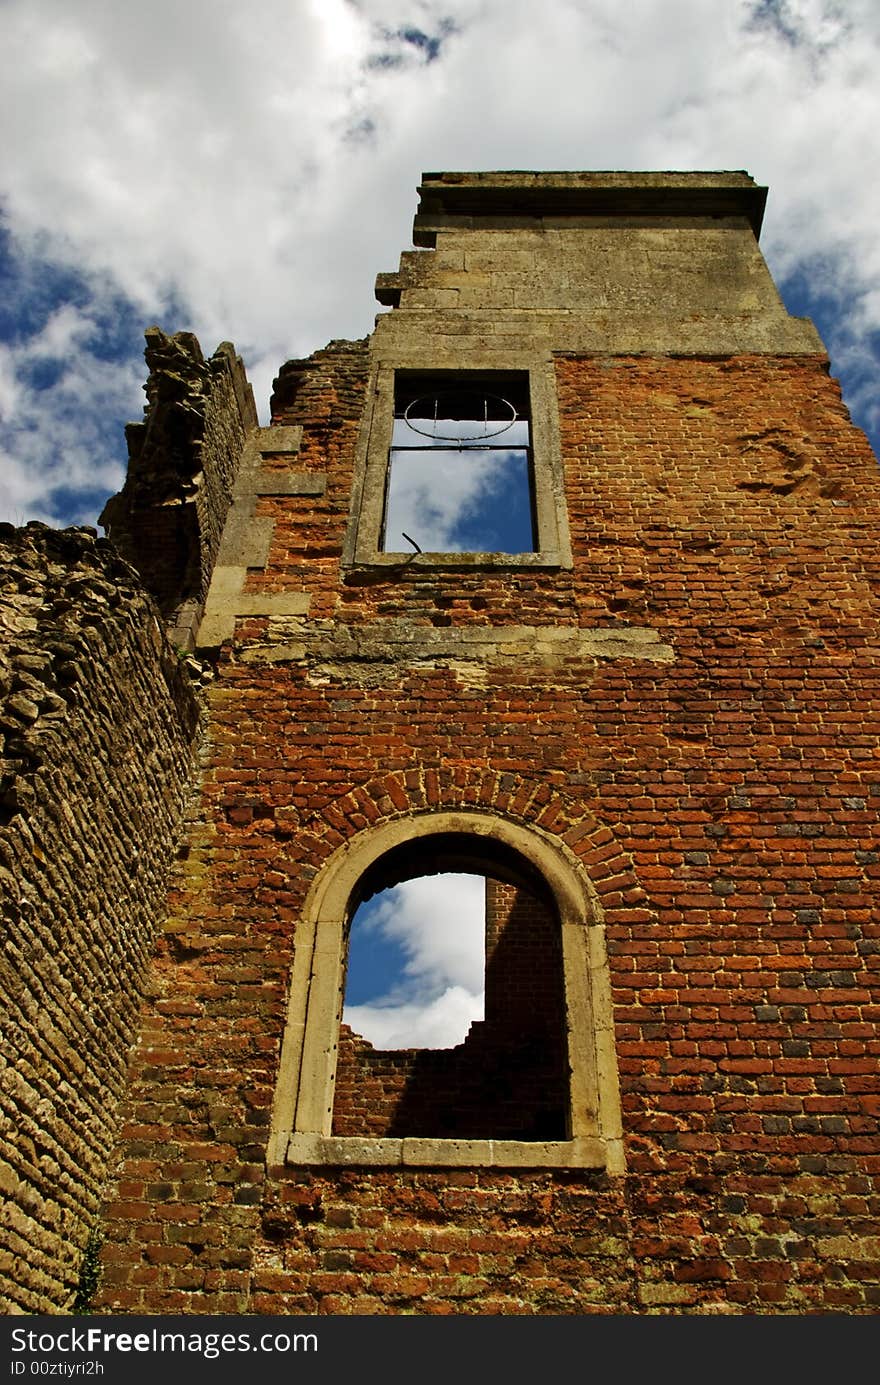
<box><xmin>3</xmin><ymin>0</ymin><xmax>878</xmax><ymax>1045</ymax></box>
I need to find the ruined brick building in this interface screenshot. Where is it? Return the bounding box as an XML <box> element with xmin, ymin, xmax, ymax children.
<box><xmin>2</xmin><ymin>172</ymin><xmax>879</xmax><ymax>1314</ymax></box>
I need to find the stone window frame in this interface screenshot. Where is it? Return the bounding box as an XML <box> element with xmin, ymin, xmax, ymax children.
<box><xmin>341</xmin><ymin>354</ymin><xmax>573</xmax><ymax>571</ymax></box>
<box><xmin>268</xmin><ymin>811</ymin><xmax>624</xmax><ymax>1172</ymax></box>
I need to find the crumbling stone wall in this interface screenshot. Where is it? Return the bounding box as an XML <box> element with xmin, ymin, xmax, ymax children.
<box><xmin>100</xmin><ymin>329</ymin><xmax>257</xmax><ymax>650</ymax></box>
<box><xmin>0</xmin><ymin>524</ymin><xmax>201</xmax><ymax>1313</ymax></box>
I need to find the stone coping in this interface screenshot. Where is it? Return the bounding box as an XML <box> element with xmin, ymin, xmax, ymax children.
<box><xmin>414</xmin><ymin>171</ymin><xmax>767</xmax><ymax>239</ymax></box>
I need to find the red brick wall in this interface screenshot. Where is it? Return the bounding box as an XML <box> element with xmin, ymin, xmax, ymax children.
<box><xmin>93</xmin><ymin>348</ymin><xmax>880</xmax><ymax>1314</ymax></box>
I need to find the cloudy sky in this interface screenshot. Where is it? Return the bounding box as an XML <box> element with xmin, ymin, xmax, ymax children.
<box><xmin>344</xmin><ymin>874</ymin><xmax>485</xmax><ymax>1048</ymax></box>
<box><xmin>3</xmin><ymin>0</ymin><xmax>879</xmax><ymax>1046</ymax></box>
<box><xmin>1</xmin><ymin>0</ymin><xmax>879</xmax><ymax>530</ymax></box>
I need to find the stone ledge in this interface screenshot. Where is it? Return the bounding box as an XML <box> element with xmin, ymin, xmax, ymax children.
<box><xmin>343</xmin><ymin>550</ymin><xmax>568</xmax><ymax>571</ymax></box>
<box><xmin>253</xmin><ymin>474</ymin><xmax>326</xmax><ymax>497</ymax></box>
<box><xmin>285</xmin><ymin>1133</ymin><xmax>610</xmax><ymax>1169</ymax></box>
<box><xmin>256</xmin><ymin>425</ymin><xmax>303</xmax><ymax>454</ymax></box>
<box><xmin>235</xmin><ymin>425</ymin><xmax>325</xmax><ymax>496</ymax></box>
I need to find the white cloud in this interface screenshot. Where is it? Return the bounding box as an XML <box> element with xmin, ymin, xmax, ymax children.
<box><xmin>345</xmin><ymin>984</ymin><xmax>484</xmax><ymax>1049</ymax></box>
<box><xmin>0</xmin><ymin>0</ymin><xmax>878</xmax><ymax>524</ymax></box>
<box><xmin>343</xmin><ymin>873</ymin><xmax>486</xmax><ymax>1047</ymax></box>
<box><xmin>0</xmin><ymin>299</ymin><xmax>139</xmax><ymax>524</ymax></box>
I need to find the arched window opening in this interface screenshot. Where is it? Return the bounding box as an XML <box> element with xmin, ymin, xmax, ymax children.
<box><xmin>270</xmin><ymin>810</ymin><xmax>624</xmax><ymax>1172</ymax></box>
<box><xmin>332</xmin><ymin>835</ymin><xmax>568</xmax><ymax>1142</ymax></box>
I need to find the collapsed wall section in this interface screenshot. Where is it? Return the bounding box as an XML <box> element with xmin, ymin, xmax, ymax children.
<box><xmin>0</xmin><ymin>524</ymin><xmax>201</xmax><ymax>1313</ymax></box>
<box><xmin>100</xmin><ymin>329</ymin><xmax>257</xmax><ymax>651</ymax></box>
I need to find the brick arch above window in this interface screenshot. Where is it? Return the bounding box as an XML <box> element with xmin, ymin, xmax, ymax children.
<box><xmin>268</xmin><ymin>810</ymin><xmax>624</xmax><ymax>1173</ymax></box>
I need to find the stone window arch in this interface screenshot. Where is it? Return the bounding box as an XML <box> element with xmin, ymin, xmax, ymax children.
<box><xmin>268</xmin><ymin>811</ymin><xmax>624</xmax><ymax>1172</ymax></box>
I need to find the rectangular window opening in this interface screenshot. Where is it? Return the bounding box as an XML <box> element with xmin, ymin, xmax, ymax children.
<box><xmin>381</xmin><ymin>372</ymin><xmax>536</xmax><ymax>555</ymax></box>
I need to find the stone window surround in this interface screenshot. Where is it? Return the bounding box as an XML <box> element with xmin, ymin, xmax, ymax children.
<box><xmin>268</xmin><ymin>810</ymin><xmax>624</xmax><ymax>1172</ymax></box>
<box><xmin>341</xmin><ymin>353</ymin><xmax>573</xmax><ymax>571</ymax></box>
